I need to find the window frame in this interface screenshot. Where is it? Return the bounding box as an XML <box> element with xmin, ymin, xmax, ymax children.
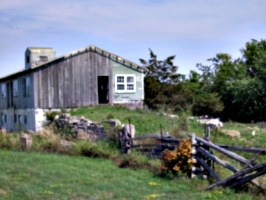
<box><xmin>13</xmin><ymin>79</ymin><xmax>18</xmax><ymax>97</ymax></box>
<box><xmin>115</xmin><ymin>74</ymin><xmax>136</xmax><ymax>93</ymax></box>
<box><xmin>1</xmin><ymin>83</ymin><xmax>6</xmax><ymax>98</ymax></box>
<box><xmin>23</xmin><ymin>77</ymin><xmax>31</xmax><ymax>97</ymax></box>
<box><xmin>39</xmin><ymin>56</ymin><xmax>48</xmax><ymax>62</ymax></box>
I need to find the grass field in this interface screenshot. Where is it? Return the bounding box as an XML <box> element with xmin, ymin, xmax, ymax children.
<box><xmin>70</xmin><ymin>106</ymin><xmax>178</xmax><ymax>136</ymax></box>
<box><xmin>0</xmin><ymin>105</ymin><xmax>266</xmax><ymax>199</ymax></box>
<box><xmin>0</xmin><ymin>150</ymin><xmax>259</xmax><ymax>200</ymax></box>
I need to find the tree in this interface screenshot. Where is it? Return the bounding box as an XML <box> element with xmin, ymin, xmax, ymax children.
<box><xmin>192</xmin><ymin>92</ymin><xmax>224</xmax><ymax>117</ymax></box>
<box><xmin>241</xmin><ymin>39</ymin><xmax>266</xmax><ymax>77</ymax></box>
<box><xmin>140</xmin><ymin>49</ymin><xmax>188</xmax><ymax>112</ymax></box>
<box><xmin>140</xmin><ymin>49</ymin><xmax>185</xmax><ymax>84</ymax></box>
<box><xmin>222</xmin><ymin>78</ymin><xmax>266</xmax><ymax>122</ymax></box>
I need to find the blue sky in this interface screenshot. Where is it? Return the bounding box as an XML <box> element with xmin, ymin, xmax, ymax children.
<box><xmin>1</xmin><ymin>0</ymin><xmax>266</xmax><ymax>78</ymax></box>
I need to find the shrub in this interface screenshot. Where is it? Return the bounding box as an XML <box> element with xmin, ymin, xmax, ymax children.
<box><xmin>161</xmin><ymin>138</ymin><xmax>195</xmax><ymax>175</ymax></box>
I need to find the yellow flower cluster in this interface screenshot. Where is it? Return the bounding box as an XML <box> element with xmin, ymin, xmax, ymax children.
<box><xmin>146</xmin><ymin>193</ymin><xmax>159</xmax><ymax>199</ymax></box>
<box><xmin>148</xmin><ymin>182</ymin><xmax>159</xmax><ymax>186</ymax></box>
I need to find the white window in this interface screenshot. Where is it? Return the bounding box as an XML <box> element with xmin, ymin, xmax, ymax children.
<box><xmin>1</xmin><ymin>83</ymin><xmax>6</xmax><ymax>98</ymax></box>
<box><xmin>115</xmin><ymin>74</ymin><xmax>136</xmax><ymax>93</ymax></box>
<box><xmin>23</xmin><ymin>77</ymin><xmax>30</xmax><ymax>97</ymax></box>
<box><xmin>13</xmin><ymin>80</ymin><xmax>18</xmax><ymax>96</ymax></box>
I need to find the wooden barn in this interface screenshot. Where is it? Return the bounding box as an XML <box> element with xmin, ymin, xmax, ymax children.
<box><xmin>0</xmin><ymin>45</ymin><xmax>145</xmax><ymax>131</ymax></box>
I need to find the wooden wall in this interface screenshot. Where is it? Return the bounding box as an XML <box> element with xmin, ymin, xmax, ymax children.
<box><xmin>0</xmin><ymin>73</ymin><xmax>34</xmax><ymax>110</ymax></box>
<box><xmin>33</xmin><ymin>50</ymin><xmax>113</xmax><ymax>109</ymax></box>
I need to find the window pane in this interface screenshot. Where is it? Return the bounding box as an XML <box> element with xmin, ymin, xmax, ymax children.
<box><xmin>13</xmin><ymin>80</ymin><xmax>18</xmax><ymax>96</ymax></box>
<box><xmin>127</xmin><ymin>76</ymin><xmax>134</xmax><ymax>83</ymax></box>
<box><xmin>117</xmin><ymin>76</ymin><xmax>124</xmax><ymax>83</ymax></box>
<box><xmin>117</xmin><ymin>84</ymin><xmax>124</xmax><ymax>90</ymax></box>
<box><xmin>25</xmin><ymin>77</ymin><xmax>30</xmax><ymax>96</ymax></box>
<box><xmin>40</xmin><ymin>56</ymin><xmax>48</xmax><ymax>62</ymax></box>
<box><xmin>127</xmin><ymin>84</ymin><xmax>134</xmax><ymax>90</ymax></box>
<box><xmin>1</xmin><ymin>83</ymin><xmax>6</xmax><ymax>98</ymax></box>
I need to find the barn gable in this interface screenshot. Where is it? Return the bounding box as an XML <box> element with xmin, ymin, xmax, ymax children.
<box><xmin>0</xmin><ymin>45</ymin><xmax>145</xmax><ymax>131</ymax></box>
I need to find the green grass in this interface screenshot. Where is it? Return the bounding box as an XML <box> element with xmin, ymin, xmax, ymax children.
<box><xmin>0</xmin><ymin>150</ymin><xmax>260</xmax><ymax>200</ymax></box>
<box><xmin>1</xmin><ymin>106</ymin><xmax>266</xmax><ymax>199</ymax></box>
<box><xmin>70</xmin><ymin>106</ymin><xmax>178</xmax><ymax>136</ymax></box>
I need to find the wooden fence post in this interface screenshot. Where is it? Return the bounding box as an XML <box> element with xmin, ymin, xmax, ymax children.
<box><xmin>191</xmin><ymin>133</ymin><xmax>197</xmax><ymax>178</ymax></box>
<box><xmin>205</xmin><ymin>126</ymin><xmax>210</xmax><ymax>140</ymax></box>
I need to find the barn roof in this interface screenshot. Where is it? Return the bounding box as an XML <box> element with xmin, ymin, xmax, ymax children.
<box><xmin>0</xmin><ymin>45</ymin><xmax>146</xmax><ymax>81</ymax></box>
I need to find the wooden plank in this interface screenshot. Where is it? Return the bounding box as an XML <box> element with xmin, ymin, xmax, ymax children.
<box><xmin>71</xmin><ymin>55</ymin><xmax>75</xmax><ymax>107</ymax></box>
<box><xmin>108</xmin><ymin>57</ymin><xmax>113</xmax><ymax>105</ymax></box>
<box><xmin>229</xmin><ymin>168</ymin><xmax>266</xmax><ymax>190</ymax></box>
<box><xmin>42</xmin><ymin>67</ymin><xmax>48</xmax><ymax>108</ymax></box>
<box><xmin>91</xmin><ymin>52</ymin><xmax>96</xmax><ymax>104</ymax></box>
<box><xmin>34</xmin><ymin>70</ymin><xmax>39</xmax><ymax>108</ymax></box>
<box><xmin>48</xmin><ymin>65</ymin><xmax>52</xmax><ymax>108</ymax></box>
<box><xmin>132</xmin><ymin>134</ymin><xmax>178</xmax><ymax>141</ymax></box>
<box><xmin>196</xmin><ymin>156</ymin><xmax>221</xmax><ymax>181</ymax></box>
<box><xmin>64</xmin><ymin>58</ymin><xmax>72</xmax><ymax>108</ymax></box>
<box><xmin>190</xmin><ymin>135</ymin><xmax>251</xmax><ymax>165</ymax></box>
<box><xmin>93</xmin><ymin>52</ymin><xmax>98</xmax><ymax>104</ymax></box>
<box><xmin>77</xmin><ymin>54</ymin><xmax>81</xmax><ymax>107</ymax></box>
<box><xmin>218</xmin><ymin>145</ymin><xmax>266</xmax><ymax>155</ymax></box>
<box><xmin>71</xmin><ymin>56</ymin><xmax>75</xmax><ymax>107</ymax></box>
<box><xmin>87</xmin><ymin>52</ymin><xmax>93</xmax><ymax>105</ymax></box>
<box><xmin>156</xmin><ymin>138</ymin><xmax>181</xmax><ymax>144</ymax></box>
<box><xmin>38</xmin><ymin>69</ymin><xmax>42</xmax><ymax>108</ymax></box>
<box><xmin>79</xmin><ymin>52</ymin><xmax>85</xmax><ymax>107</ymax></box>
<box><xmin>197</xmin><ymin>147</ymin><xmax>238</xmax><ymax>173</ymax></box>
<box><xmin>205</xmin><ymin>162</ymin><xmax>266</xmax><ymax>190</ymax></box>
<box><xmin>83</xmin><ymin>51</ymin><xmax>89</xmax><ymax>106</ymax></box>
<box><xmin>53</xmin><ymin>62</ymin><xmax>58</xmax><ymax>108</ymax></box>
<box><xmin>58</xmin><ymin>60</ymin><xmax>64</xmax><ymax>108</ymax></box>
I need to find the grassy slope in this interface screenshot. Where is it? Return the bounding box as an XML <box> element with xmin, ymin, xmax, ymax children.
<box><xmin>70</xmin><ymin>106</ymin><xmax>178</xmax><ymax>136</ymax></box>
<box><xmin>0</xmin><ymin>150</ymin><xmax>256</xmax><ymax>200</ymax></box>
<box><xmin>70</xmin><ymin>106</ymin><xmax>266</xmax><ymax>189</ymax></box>
<box><xmin>70</xmin><ymin>106</ymin><xmax>266</xmax><ymax>148</ymax></box>
<box><xmin>1</xmin><ymin>106</ymin><xmax>266</xmax><ymax>199</ymax></box>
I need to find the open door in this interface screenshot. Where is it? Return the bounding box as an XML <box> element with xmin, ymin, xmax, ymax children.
<box><xmin>98</xmin><ymin>76</ymin><xmax>109</xmax><ymax>104</ymax></box>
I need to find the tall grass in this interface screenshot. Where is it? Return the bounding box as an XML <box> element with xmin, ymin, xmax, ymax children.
<box><xmin>0</xmin><ymin>150</ymin><xmax>260</xmax><ymax>200</ymax></box>
<box><xmin>0</xmin><ymin>106</ymin><xmax>266</xmax><ymax>199</ymax></box>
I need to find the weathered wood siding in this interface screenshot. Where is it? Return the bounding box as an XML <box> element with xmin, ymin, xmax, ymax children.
<box><xmin>33</xmin><ymin>50</ymin><xmax>113</xmax><ymax>108</ymax></box>
<box><xmin>0</xmin><ymin>73</ymin><xmax>34</xmax><ymax>110</ymax></box>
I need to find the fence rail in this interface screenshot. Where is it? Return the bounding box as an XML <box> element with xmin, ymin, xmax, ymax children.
<box><xmin>188</xmin><ymin>133</ymin><xmax>266</xmax><ymax>192</ymax></box>
<box><xmin>120</xmin><ymin>130</ymin><xmax>266</xmax><ymax>191</ymax></box>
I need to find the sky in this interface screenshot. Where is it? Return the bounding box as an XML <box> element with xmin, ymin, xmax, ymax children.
<box><xmin>1</xmin><ymin>0</ymin><xmax>266</xmax><ymax>78</ymax></box>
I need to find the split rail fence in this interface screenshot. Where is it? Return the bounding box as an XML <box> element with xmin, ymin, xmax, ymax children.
<box><xmin>121</xmin><ymin>129</ymin><xmax>266</xmax><ymax>191</ymax></box>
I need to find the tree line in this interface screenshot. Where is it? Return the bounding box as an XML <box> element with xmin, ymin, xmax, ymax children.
<box><xmin>140</xmin><ymin>39</ymin><xmax>266</xmax><ymax>123</ymax></box>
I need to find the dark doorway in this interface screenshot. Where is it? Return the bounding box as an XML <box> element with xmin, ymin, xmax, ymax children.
<box><xmin>7</xmin><ymin>82</ymin><xmax>13</xmax><ymax>108</ymax></box>
<box><xmin>98</xmin><ymin>76</ymin><xmax>109</xmax><ymax>104</ymax></box>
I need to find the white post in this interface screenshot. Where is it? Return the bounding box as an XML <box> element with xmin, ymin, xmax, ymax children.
<box><xmin>191</xmin><ymin>133</ymin><xmax>197</xmax><ymax>178</ymax></box>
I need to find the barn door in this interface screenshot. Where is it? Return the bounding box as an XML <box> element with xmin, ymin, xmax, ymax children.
<box><xmin>98</xmin><ymin>76</ymin><xmax>109</xmax><ymax>104</ymax></box>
